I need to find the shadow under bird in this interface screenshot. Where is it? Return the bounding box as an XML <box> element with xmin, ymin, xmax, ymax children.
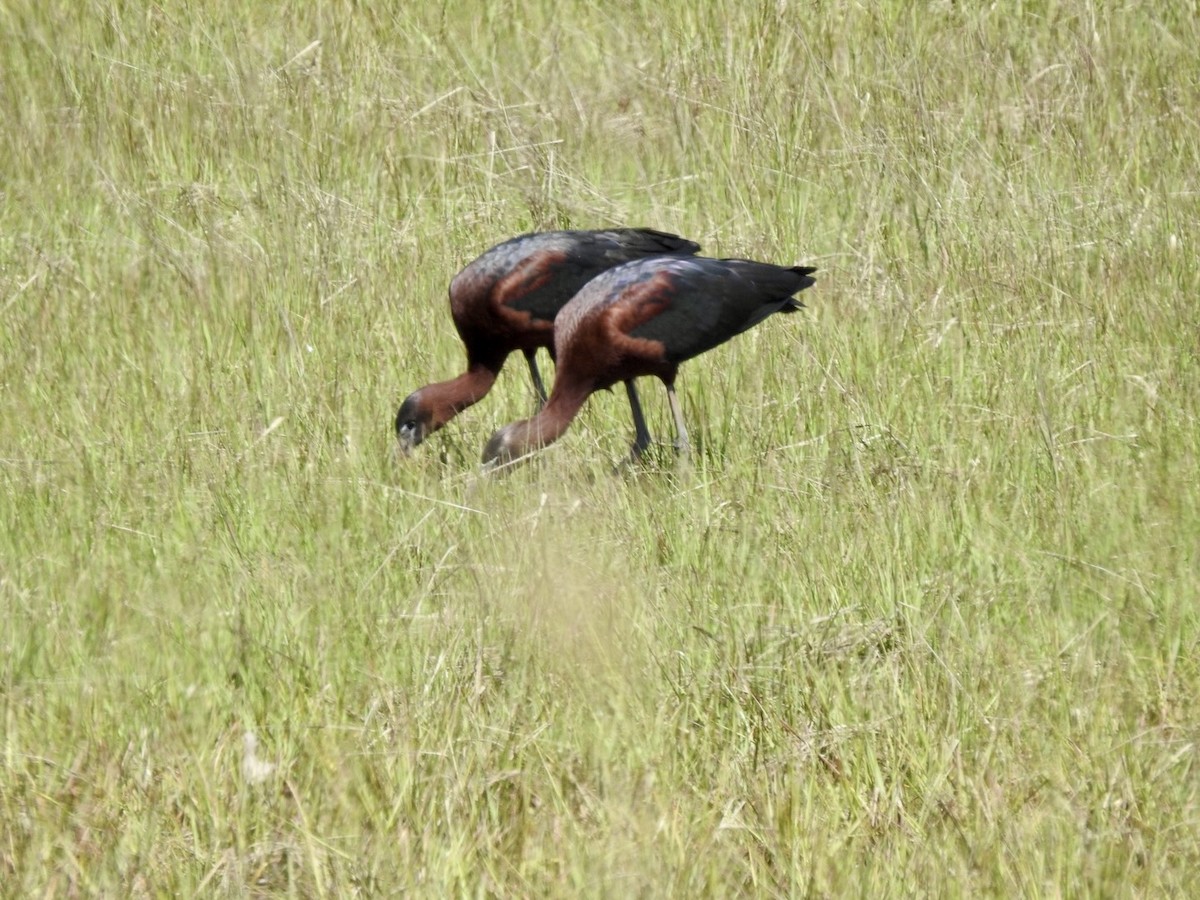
<box><xmin>394</xmin><ymin>228</ymin><xmax>701</xmax><ymax>453</ymax></box>
<box><xmin>481</xmin><ymin>256</ymin><xmax>817</xmax><ymax>468</ymax></box>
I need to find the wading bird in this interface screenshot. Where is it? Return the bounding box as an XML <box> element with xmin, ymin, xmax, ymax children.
<box><xmin>481</xmin><ymin>256</ymin><xmax>816</xmax><ymax>468</ymax></box>
<box><xmin>394</xmin><ymin>229</ymin><xmax>701</xmax><ymax>453</ymax></box>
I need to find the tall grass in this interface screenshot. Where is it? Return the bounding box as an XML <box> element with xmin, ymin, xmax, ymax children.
<box><xmin>2</xmin><ymin>0</ymin><xmax>1198</xmax><ymax>894</ymax></box>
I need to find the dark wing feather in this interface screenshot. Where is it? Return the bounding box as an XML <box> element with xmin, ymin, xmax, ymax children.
<box><xmin>588</xmin><ymin>228</ymin><xmax>702</xmax><ymax>259</ymax></box>
<box><xmin>627</xmin><ymin>258</ymin><xmax>816</xmax><ymax>365</ymax></box>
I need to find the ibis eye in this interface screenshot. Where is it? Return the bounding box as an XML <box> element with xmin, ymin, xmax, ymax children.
<box><xmin>395</xmin><ymin>417</ymin><xmax>425</xmax><ymax>452</ymax></box>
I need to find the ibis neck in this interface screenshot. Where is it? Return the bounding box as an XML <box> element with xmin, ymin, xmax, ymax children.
<box><xmin>424</xmin><ymin>362</ymin><xmax>499</xmax><ymax>431</ymax></box>
<box><xmin>512</xmin><ymin>383</ymin><xmax>590</xmax><ymax>455</ymax></box>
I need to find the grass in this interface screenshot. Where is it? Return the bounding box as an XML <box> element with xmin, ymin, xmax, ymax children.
<box><xmin>2</xmin><ymin>0</ymin><xmax>1198</xmax><ymax>894</ymax></box>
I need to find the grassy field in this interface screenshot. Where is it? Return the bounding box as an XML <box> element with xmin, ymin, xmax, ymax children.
<box><xmin>3</xmin><ymin>0</ymin><xmax>1198</xmax><ymax>894</ymax></box>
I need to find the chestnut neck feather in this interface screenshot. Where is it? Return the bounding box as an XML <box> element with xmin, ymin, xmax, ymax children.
<box><xmin>423</xmin><ymin>362</ymin><xmax>498</xmax><ymax>430</ymax></box>
<box><xmin>510</xmin><ymin>382</ymin><xmax>591</xmax><ymax>456</ymax></box>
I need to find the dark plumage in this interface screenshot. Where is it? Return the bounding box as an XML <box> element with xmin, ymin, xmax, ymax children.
<box><xmin>481</xmin><ymin>256</ymin><xmax>817</xmax><ymax>467</ymax></box>
<box><xmin>394</xmin><ymin>228</ymin><xmax>701</xmax><ymax>453</ymax></box>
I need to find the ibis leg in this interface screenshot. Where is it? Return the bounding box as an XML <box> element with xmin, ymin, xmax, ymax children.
<box><xmin>625</xmin><ymin>379</ymin><xmax>653</xmax><ymax>459</ymax></box>
<box><xmin>666</xmin><ymin>383</ymin><xmax>690</xmax><ymax>457</ymax></box>
<box><xmin>523</xmin><ymin>349</ymin><xmax>549</xmax><ymax>406</ymax></box>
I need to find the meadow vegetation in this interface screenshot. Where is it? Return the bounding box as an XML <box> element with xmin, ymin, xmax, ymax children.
<box><xmin>2</xmin><ymin>0</ymin><xmax>1198</xmax><ymax>894</ymax></box>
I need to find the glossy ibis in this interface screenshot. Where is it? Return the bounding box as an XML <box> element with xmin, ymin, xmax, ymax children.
<box><xmin>394</xmin><ymin>228</ymin><xmax>701</xmax><ymax>453</ymax></box>
<box><xmin>481</xmin><ymin>256</ymin><xmax>816</xmax><ymax>467</ymax></box>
